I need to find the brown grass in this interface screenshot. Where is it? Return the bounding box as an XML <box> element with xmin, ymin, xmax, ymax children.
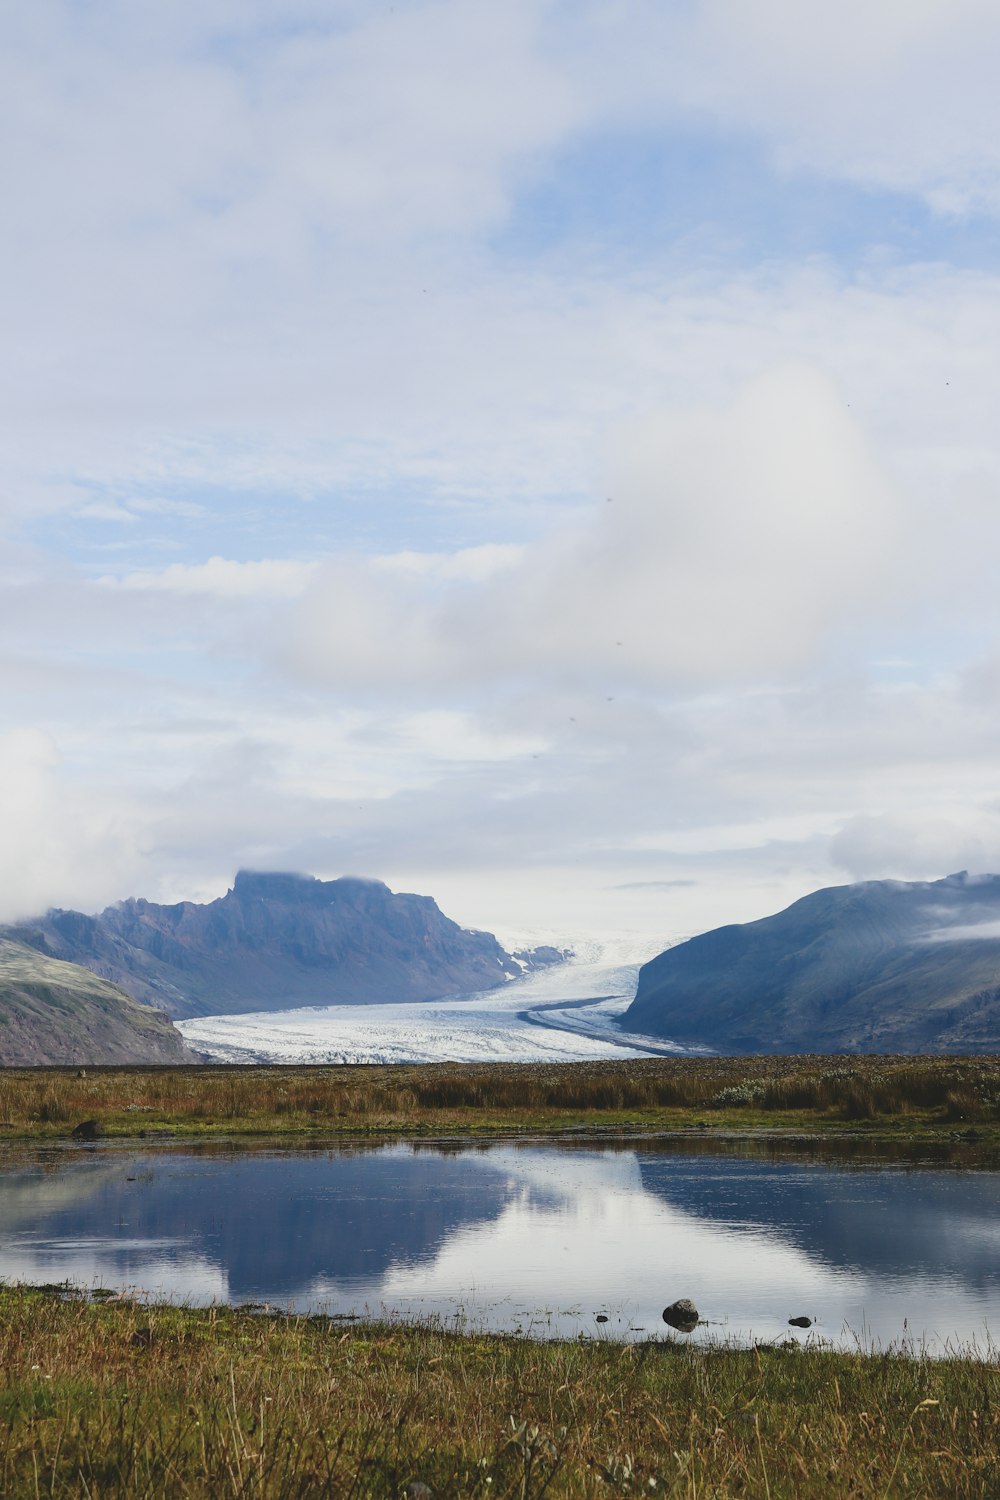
<box><xmin>1</xmin><ymin>1285</ymin><xmax>999</xmax><ymax>1498</ymax></box>
<box><xmin>2</xmin><ymin>1056</ymin><xmax>1000</xmax><ymax>1140</ymax></box>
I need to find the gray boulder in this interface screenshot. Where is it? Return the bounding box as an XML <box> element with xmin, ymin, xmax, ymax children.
<box><xmin>662</xmin><ymin>1298</ymin><xmax>699</xmax><ymax>1332</ymax></box>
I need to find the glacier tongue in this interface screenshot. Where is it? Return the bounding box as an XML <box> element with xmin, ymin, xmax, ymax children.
<box><xmin>176</xmin><ymin>935</ymin><xmax>685</xmax><ymax>1064</ymax></box>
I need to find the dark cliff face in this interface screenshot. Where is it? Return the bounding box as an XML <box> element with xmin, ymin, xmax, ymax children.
<box><xmin>624</xmin><ymin>872</ymin><xmax>1000</xmax><ymax>1054</ymax></box>
<box><xmin>9</xmin><ymin>871</ymin><xmax>521</xmax><ymax>1020</ymax></box>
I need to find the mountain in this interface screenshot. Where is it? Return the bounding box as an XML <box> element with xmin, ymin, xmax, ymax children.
<box><xmin>0</xmin><ymin>938</ymin><xmax>195</xmax><ymax>1064</ymax></box>
<box><xmin>624</xmin><ymin>872</ymin><xmax>1000</xmax><ymax>1053</ymax></box>
<box><xmin>7</xmin><ymin>870</ymin><xmax>528</xmax><ymax>1020</ymax></box>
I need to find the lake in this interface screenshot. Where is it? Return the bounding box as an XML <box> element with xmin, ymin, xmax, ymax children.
<box><xmin>2</xmin><ymin>1136</ymin><xmax>998</xmax><ymax>1354</ymax></box>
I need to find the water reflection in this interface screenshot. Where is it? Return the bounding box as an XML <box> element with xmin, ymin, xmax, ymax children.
<box><xmin>638</xmin><ymin>1153</ymin><xmax>1000</xmax><ymax>1289</ymax></box>
<box><xmin>1</xmin><ymin>1137</ymin><xmax>998</xmax><ymax>1352</ymax></box>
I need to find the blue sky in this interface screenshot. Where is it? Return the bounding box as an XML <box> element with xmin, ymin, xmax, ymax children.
<box><xmin>4</xmin><ymin>0</ymin><xmax>1000</xmax><ymax>940</ymax></box>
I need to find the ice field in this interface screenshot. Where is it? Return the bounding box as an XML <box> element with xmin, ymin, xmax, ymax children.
<box><xmin>176</xmin><ymin>935</ymin><xmax>691</xmax><ymax>1064</ymax></box>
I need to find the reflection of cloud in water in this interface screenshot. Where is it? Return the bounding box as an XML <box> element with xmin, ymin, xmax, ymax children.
<box><xmin>0</xmin><ymin>1141</ymin><xmax>998</xmax><ymax>1350</ymax></box>
<box><xmin>0</xmin><ymin>1243</ymin><xmax>227</xmax><ymax>1302</ymax></box>
<box><xmin>0</xmin><ymin>1157</ymin><xmax>130</xmax><ymax>1233</ymax></box>
<box><xmin>352</xmin><ymin>1152</ymin><xmax>1000</xmax><ymax>1356</ymax></box>
<box><xmin>373</xmin><ymin>1169</ymin><xmax>835</xmax><ymax>1330</ymax></box>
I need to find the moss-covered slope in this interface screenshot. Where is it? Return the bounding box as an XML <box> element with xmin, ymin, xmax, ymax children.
<box><xmin>0</xmin><ymin>939</ymin><xmax>196</xmax><ymax>1064</ymax></box>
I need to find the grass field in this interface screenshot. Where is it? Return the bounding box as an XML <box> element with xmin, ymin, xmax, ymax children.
<box><xmin>2</xmin><ymin>1055</ymin><xmax>1000</xmax><ymax>1140</ymax></box>
<box><xmin>0</xmin><ymin>1284</ymin><xmax>997</xmax><ymax>1498</ymax></box>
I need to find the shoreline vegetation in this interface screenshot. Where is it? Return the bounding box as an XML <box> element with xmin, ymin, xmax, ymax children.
<box><xmin>0</xmin><ymin>1284</ymin><xmax>997</xmax><ymax>1497</ymax></box>
<box><xmin>1</xmin><ymin>1055</ymin><xmax>1000</xmax><ymax>1142</ymax></box>
<box><xmin>4</xmin><ymin>1063</ymin><xmax>1000</xmax><ymax>1495</ymax></box>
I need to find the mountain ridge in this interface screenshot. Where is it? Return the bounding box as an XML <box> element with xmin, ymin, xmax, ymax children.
<box><xmin>623</xmin><ymin>871</ymin><xmax>1000</xmax><ymax>1053</ymax></box>
<box><xmin>7</xmin><ymin>870</ymin><xmax>546</xmax><ymax>1020</ymax></box>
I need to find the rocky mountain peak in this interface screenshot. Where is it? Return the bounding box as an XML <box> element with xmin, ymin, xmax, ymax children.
<box><xmin>7</xmin><ymin>871</ymin><xmax>528</xmax><ymax>1021</ymax></box>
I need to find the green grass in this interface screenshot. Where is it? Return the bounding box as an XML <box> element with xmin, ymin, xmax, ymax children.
<box><xmin>0</xmin><ymin>1285</ymin><xmax>996</xmax><ymax>1497</ymax></box>
<box><xmin>2</xmin><ymin>1057</ymin><xmax>1000</xmax><ymax>1141</ymax></box>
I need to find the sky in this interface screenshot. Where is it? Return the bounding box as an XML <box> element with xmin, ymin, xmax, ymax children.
<box><xmin>4</xmin><ymin>0</ymin><xmax>1000</xmax><ymax>942</ymax></box>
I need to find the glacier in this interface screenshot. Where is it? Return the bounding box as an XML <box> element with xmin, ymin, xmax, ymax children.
<box><xmin>176</xmin><ymin>934</ymin><xmax>692</xmax><ymax>1064</ymax></box>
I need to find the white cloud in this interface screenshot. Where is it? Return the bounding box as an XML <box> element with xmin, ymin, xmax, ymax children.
<box><xmin>5</xmin><ymin>2</ymin><xmax>1000</xmax><ymax>938</ymax></box>
<box><xmin>0</xmin><ymin>729</ymin><xmax>146</xmax><ymax>921</ymax></box>
<box><xmin>922</xmin><ymin>920</ymin><xmax>1000</xmax><ymax>943</ymax></box>
<box><xmin>396</xmin><ymin>711</ymin><xmax>545</xmax><ymax>764</ymax></box>
<box><xmin>371</xmin><ymin>546</ymin><xmax>524</xmax><ymax>584</ymax></box>
<box><xmin>569</xmin><ymin>0</ymin><xmax>1000</xmax><ymax>214</ymax></box>
<box><xmin>282</xmin><ymin>366</ymin><xmax>899</xmax><ymax>690</ymax></box>
<box><xmin>128</xmin><ymin>498</ymin><xmax>209</xmax><ymax>519</ymax></box>
<box><xmin>105</xmin><ymin>557</ymin><xmax>318</xmax><ymax>599</ymax></box>
<box><xmin>75</xmin><ymin>502</ymin><xmax>137</xmax><ymax>523</ymax></box>
<box><xmin>10</xmin><ymin>0</ymin><xmax>1000</xmax><ymax>250</ymax></box>
<box><xmin>688</xmin><ymin>0</ymin><xmax>1000</xmax><ymax>212</ymax></box>
<box><xmin>830</xmin><ymin>809</ymin><xmax>1000</xmax><ymax>884</ymax></box>
<box><xmin>0</xmin><ymin>0</ymin><xmax>996</xmax><ymax>534</ymax></box>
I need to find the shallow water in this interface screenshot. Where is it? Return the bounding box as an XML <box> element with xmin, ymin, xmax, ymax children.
<box><xmin>2</xmin><ymin>1136</ymin><xmax>999</xmax><ymax>1353</ymax></box>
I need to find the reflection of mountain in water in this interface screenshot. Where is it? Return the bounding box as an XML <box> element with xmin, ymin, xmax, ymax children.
<box><xmin>4</xmin><ymin>1146</ymin><xmax>563</xmax><ymax>1300</ymax></box>
<box><xmin>636</xmin><ymin>1154</ymin><xmax>1000</xmax><ymax>1292</ymax></box>
<box><xmin>8</xmin><ymin>1140</ymin><xmax>1000</xmax><ymax>1315</ymax></box>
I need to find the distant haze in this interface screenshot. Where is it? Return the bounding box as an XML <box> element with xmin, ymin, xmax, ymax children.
<box><xmin>3</xmin><ymin>3</ymin><xmax>1000</xmax><ymax>939</ymax></box>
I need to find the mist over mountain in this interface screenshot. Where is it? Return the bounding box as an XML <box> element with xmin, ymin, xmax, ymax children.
<box><xmin>0</xmin><ymin>939</ymin><xmax>195</xmax><ymax>1065</ymax></box>
<box><xmin>624</xmin><ymin>872</ymin><xmax>1000</xmax><ymax>1054</ymax></box>
<box><xmin>6</xmin><ymin>871</ymin><xmax>537</xmax><ymax>1021</ymax></box>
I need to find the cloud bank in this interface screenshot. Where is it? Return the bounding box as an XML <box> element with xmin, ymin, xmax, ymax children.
<box><xmin>284</xmin><ymin>367</ymin><xmax>898</xmax><ymax>691</ymax></box>
<box><xmin>3</xmin><ymin>3</ymin><xmax>1000</xmax><ymax>936</ymax></box>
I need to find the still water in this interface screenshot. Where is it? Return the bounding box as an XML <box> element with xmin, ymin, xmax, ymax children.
<box><xmin>1</xmin><ymin>1136</ymin><xmax>998</xmax><ymax>1353</ymax></box>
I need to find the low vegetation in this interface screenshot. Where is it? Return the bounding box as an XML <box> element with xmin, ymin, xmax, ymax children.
<box><xmin>0</xmin><ymin>940</ymin><xmax>191</xmax><ymax>1066</ymax></box>
<box><xmin>2</xmin><ymin>1055</ymin><xmax>1000</xmax><ymax>1139</ymax></box>
<box><xmin>0</xmin><ymin>1284</ymin><xmax>996</xmax><ymax>1498</ymax></box>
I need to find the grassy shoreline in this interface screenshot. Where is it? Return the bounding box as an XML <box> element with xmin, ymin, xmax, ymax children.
<box><xmin>4</xmin><ymin>1061</ymin><xmax>1000</xmax><ymax>1494</ymax></box>
<box><xmin>0</xmin><ymin>1284</ymin><xmax>997</xmax><ymax>1497</ymax></box>
<box><xmin>2</xmin><ymin>1056</ymin><xmax>1000</xmax><ymax>1143</ymax></box>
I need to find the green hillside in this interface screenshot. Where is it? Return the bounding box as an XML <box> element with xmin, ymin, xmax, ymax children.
<box><xmin>0</xmin><ymin>939</ymin><xmax>195</xmax><ymax>1065</ymax></box>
